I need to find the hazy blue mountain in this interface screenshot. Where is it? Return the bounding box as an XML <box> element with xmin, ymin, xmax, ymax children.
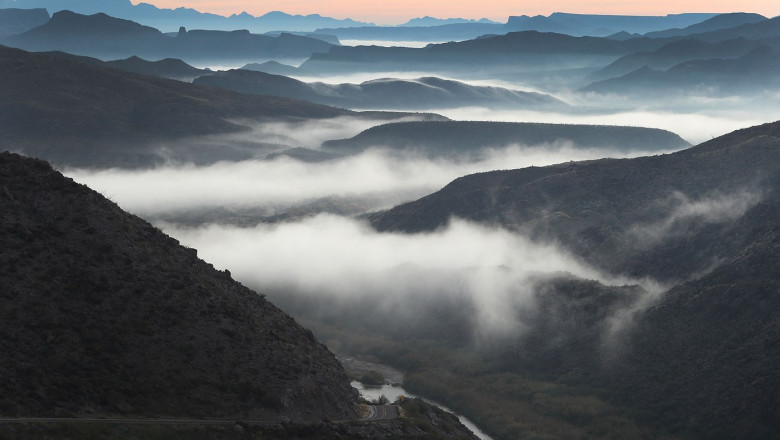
<box><xmin>1</xmin><ymin>10</ymin><xmax>162</xmax><ymax>58</ymax></box>
<box><xmin>193</xmin><ymin>69</ymin><xmax>566</xmax><ymax>111</ymax></box>
<box><xmin>103</xmin><ymin>55</ymin><xmax>210</xmax><ymax>80</ymax></box>
<box><xmin>315</xmin><ymin>13</ymin><xmax>717</xmax><ymax>43</ymax></box>
<box><xmin>0</xmin><ymin>44</ymin><xmax>355</xmax><ymax>167</ymax></box>
<box><xmin>313</xmin><ymin>22</ymin><xmax>504</xmax><ymax>43</ymax></box>
<box><xmin>263</xmin><ymin>31</ymin><xmax>340</xmax><ymax>45</ymax></box>
<box><xmin>400</xmin><ymin>16</ymin><xmax>499</xmax><ymax>27</ymax></box>
<box><xmin>0</xmin><ymin>10</ymin><xmax>335</xmax><ymax>63</ymax></box>
<box><xmin>323</xmin><ymin>121</ymin><xmax>689</xmax><ymax>159</ymax></box>
<box><xmin>643</xmin><ymin>12</ymin><xmax>767</xmax><ymax>38</ymax></box>
<box><xmin>521</xmin><ymin>12</ymin><xmax>717</xmax><ymax>36</ymax></box>
<box><xmin>241</xmin><ymin>60</ymin><xmax>312</xmax><ymax>76</ymax></box>
<box><xmin>686</xmin><ymin>15</ymin><xmax>780</xmax><ymax>42</ymax></box>
<box><xmin>30</xmin><ymin>50</ymin><xmax>209</xmax><ymax>81</ymax></box>
<box><xmin>590</xmin><ymin>37</ymin><xmax>772</xmax><ymax>80</ymax></box>
<box><xmin>0</xmin><ymin>7</ymin><xmax>48</xmax><ymax>37</ymax></box>
<box><xmin>300</xmin><ymin>30</ymin><xmax>668</xmax><ymax>75</ymax></box>
<box><xmin>582</xmin><ymin>46</ymin><xmax>780</xmax><ymax>97</ymax></box>
<box><xmin>0</xmin><ymin>0</ymin><xmax>371</xmax><ymax>32</ymax></box>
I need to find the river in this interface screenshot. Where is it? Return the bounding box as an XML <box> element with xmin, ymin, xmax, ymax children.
<box><xmin>351</xmin><ymin>380</ymin><xmax>495</xmax><ymax>440</ymax></box>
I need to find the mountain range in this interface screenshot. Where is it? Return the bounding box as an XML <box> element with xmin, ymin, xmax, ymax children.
<box><xmin>300</xmin><ymin>30</ymin><xmax>667</xmax><ymax>76</ymax></box>
<box><xmin>0</xmin><ymin>44</ymin><xmax>432</xmax><ymax>168</ymax></box>
<box><xmin>0</xmin><ymin>10</ymin><xmax>336</xmax><ymax>63</ymax></box>
<box><xmin>314</xmin><ymin>12</ymin><xmax>720</xmax><ymax>42</ymax></box>
<box><xmin>0</xmin><ymin>0</ymin><xmax>370</xmax><ymax>33</ymax></box>
<box><xmin>588</xmin><ymin>36</ymin><xmax>778</xmax><ymax>81</ymax></box>
<box><xmin>583</xmin><ymin>45</ymin><xmax>780</xmax><ymax>97</ymax></box>
<box><xmin>193</xmin><ymin>69</ymin><xmax>566</xmax><ymax>111</ymax></box>
<box><xmin>302</xmin><ymin>16</ymin><xmax>780</xmax><ymax>80</ymax></box>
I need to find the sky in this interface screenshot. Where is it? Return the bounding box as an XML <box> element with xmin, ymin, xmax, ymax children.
<box><xmin>133</xmin><ymin>1</ymin><xmax>778</xmax><ymax>24</ymax></box>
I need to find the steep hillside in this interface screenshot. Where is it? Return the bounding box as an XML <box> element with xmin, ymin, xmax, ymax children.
<box><xmin>0</xmin><ymin>151</ymin><xmax>358</xmax><ymax>421</ymax></box>
<box><xmin>363</xmin><ymin>121</ymin><xmax>779</xmax><ymax>438</ymax></box>
<box><xmin>324</xmin><ymin>120</ymin><xmax>689</xmax><ymax>158</ymax></box>
<box><xmin>371</xmin><ymin>121</ymin><xmax>779</xmax><ymax>282</ymax></box>
<box><xmin>610</xmin><ymin>202</ymin><xmax>779</xmax><ymax>438</ymax></box>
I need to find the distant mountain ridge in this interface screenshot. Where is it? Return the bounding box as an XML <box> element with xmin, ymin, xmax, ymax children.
<box><xmin>583</xmin><ymin>45</ymin><xmax>780</xmax><ymax>97</ymax></box>
<box><xmin>315</xmin><ymin>12</ymin><xmax>718</xmax><ymax>42</ymax></box>
<box><xmin>589</xmin><ymin>36</ymin><xmax>777</xmax><ymax>80</ymax></box>
<box><xmin>0</xmin><ymin>0</ymin><xmax>371</xmax><ymax>32</ymax></box>
<box><xmin>193</xmin><ymin>69</ymin><xmax>566</xmax><ymax>111</ymax></box>
<box><xmin>300</xmin><ymin>30</ymin><xmax>667</xmax><ymax>75</ymax></box>
<box><xmin>643</xmin><ymin>12</ymin><xmax>767</xmax><ymax>38</ymax></box>
<box><xmin>1</xmin><ymin>10</ymin><xmax>336</xmax><ymax>63</ymax></box>
<box><xmin>0</xmin><ymin>7</ymin><xmax>48</xmax><ymax>36</ymax></box>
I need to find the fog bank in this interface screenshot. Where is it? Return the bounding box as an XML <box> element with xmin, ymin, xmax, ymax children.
<box><xmin>161</xmin><ymin>215</ymin><xmax>652</xmax><ymax>337</ymax></box>
<box><xmin>67</xmin><ymin>144</ymin><xmax>665</xmax><ymax>218</ymax></box>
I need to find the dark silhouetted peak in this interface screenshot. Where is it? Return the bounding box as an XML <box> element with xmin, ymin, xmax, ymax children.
<box><xmin>43</xmin><ymin>10</ymin><xmax>162</xmax><ymax>37</ymax></box>
<box><xmin>0</xmin><ymin>151</ymin><xmax>359</xmax><ymax>421</ymax></box>
<box><xmin>0</xmin><ymin>8</ymin><xmax>50</xmax><ymax>37</ymax></box>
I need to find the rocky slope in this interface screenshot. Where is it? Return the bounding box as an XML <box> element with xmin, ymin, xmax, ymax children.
<box><xmin>371</xmin><ymin>121</ymin><xmax>779</xmax><ymax>283</ymax></box>
<box><xmin>368</xmin><ymin>121</ymin><xmax>779</xmax><ymax>438</ymax></box>
<box><xmin>0</xmin><ymin>151</ymin><xmax>358</xmax><ymax>421</ymax></box>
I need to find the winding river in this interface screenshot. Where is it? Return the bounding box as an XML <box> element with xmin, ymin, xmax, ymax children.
<box><xmin>352</xmin><ymin>380</ymin><xmax>494</xmax><ymax>440</ymax></box>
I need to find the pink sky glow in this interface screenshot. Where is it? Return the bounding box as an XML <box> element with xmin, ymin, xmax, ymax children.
<box><xmin>133</xmin><ymin>1</ymin><xmax>779</xmax><ymax>24</ymax></box>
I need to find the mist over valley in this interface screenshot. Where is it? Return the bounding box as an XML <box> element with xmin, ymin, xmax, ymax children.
<box><xmin>1</xmin><ymin>2</ymin><xmax>779</xmax><ymax>439</ymax></box>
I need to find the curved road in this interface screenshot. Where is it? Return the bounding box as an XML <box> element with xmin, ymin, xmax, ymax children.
<box><xmin>362</xmin><ymin>405</ymin><xmax>398</xmax><ymax>421</ymax></box>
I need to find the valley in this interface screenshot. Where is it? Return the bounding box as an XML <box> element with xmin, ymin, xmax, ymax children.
<box><xmin>1</xmin><ymin>1</ymin><xmax>778</xmax><ymax>439</ymax></box>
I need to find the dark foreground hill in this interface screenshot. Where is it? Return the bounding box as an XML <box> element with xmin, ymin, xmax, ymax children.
<box><xmin>0</xmin><ymin>151</ymin><xmax>357</xmax><ymax>421</ymax></box>
<box><xmin>324</xmin><ymin>120</ymin><xmax>690</xmax><ymax>158</ymax></box>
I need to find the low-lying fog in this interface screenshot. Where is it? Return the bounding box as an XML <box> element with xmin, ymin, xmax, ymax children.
<box><xmin>64</xmin><ymin>111</ymin><xmax>769</xmax><ymax>344</ymax></box>
<box><xmin>161</xmin><ymin>215</ymin><xmax>658</xmax><ymax>338</ymax></box>
<box><xmin>66</xmin><ymin>117</ymin><xmax>676</xmax><ymax>218</ymax></box>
